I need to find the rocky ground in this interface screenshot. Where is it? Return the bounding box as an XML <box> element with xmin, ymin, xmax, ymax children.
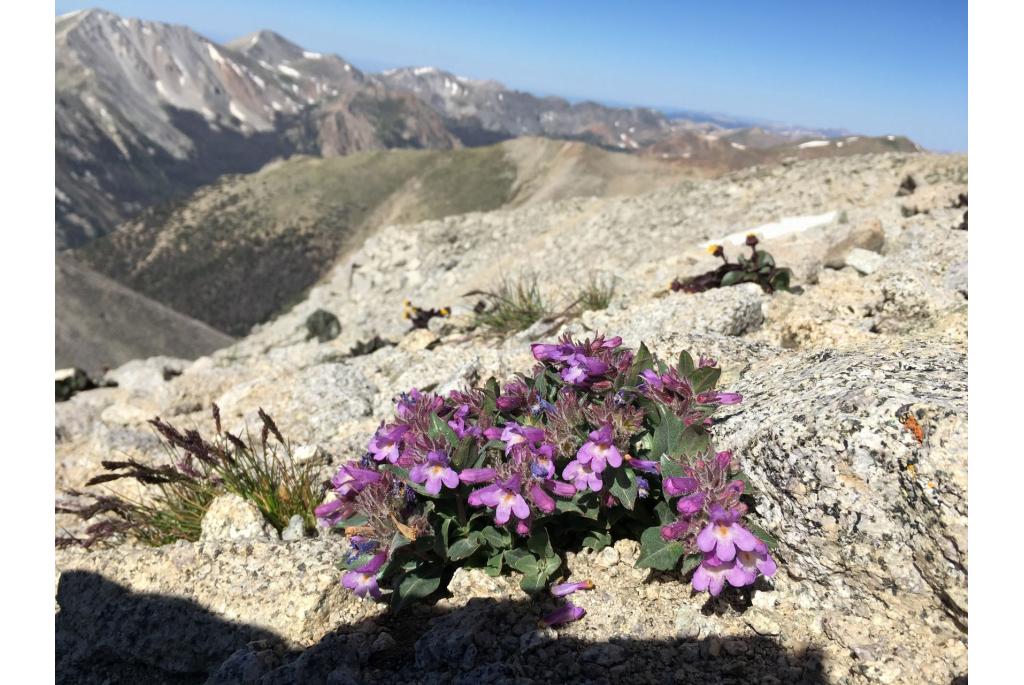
<box><xmin>55</xmin><ymin>152</ymin><xmax>968</xmax><ymax>684</ymax></box>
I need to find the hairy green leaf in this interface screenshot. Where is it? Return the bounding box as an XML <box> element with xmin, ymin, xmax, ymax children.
<box><xmin>635</xmin><ymin>526</ymin><xmax>685</xmax><ymax>570</ymax></box>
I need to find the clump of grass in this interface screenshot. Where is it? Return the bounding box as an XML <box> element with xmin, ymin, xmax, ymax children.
<box><xmin>574</xmin><ymin>275</ymin><xmax>617</xmax><ymax>313</ymax></box>
<box><xmin>56</xmin><ymin>406</ymin><xmax>325</xmax><ymax>548</ymax></box>
<box><xmin>469</xmin><ymin>274</ymin><xmax>551</xmax><ymax>335</ymax></box>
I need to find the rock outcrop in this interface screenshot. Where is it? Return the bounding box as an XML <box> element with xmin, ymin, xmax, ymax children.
<box><xmin>55</xmin><ymin>151</ymin><xmax>968</xmax><ymax>684</ymax></box>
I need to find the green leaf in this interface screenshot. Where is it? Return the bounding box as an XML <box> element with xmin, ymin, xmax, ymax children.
<box><xmin>504</xmin><ymin>549</ymin><xmax>539</xmax><ymax>574</ymax></box>
<box><xmin>635</xmin><ymin>526</ymin><xmax>685</xmax><ymax>570</ymax></box>
<box><xmin>534</xmin><ymin>370</ymin><xmax>548</xmax><ymax>398</ymax></box>
<box><xmin>337</xmin><ymin>514</ymin><xmax>367</xmax><ymax>529</ymax></box>
<box><xmin>450</xmin><ymin>437</ymin><xmax>475</xmax><ymax>469</ymax></box>
<box><xmin>720</xmin><ymin>270</ymin><xmax>744</xmax><ymax>287</ymax></box>
<box><xmin>555</xmin><ymin>498</ymin><xmax>584</xmax><ymax>515</ymax></box>
<box><xmin>770</xmin><ymin>269</ymin><xmax>792</xmax><ymax>292</ymax></box>
<box><xmin>390</xmin><ymin>532</ymin><xmax>413</xmax><ymax>555</ymax></box>
<box><xmin>608</xmin><ymin>467</ymin><xmax>638</xmax><ymax>511</ymax></box>
<box><xmin>678</xmin><ymin>350</ymin><xmax>696</xmax><ymax>378</ymax></box>
<box><xmin>690</xmin><ymin>366</ymin><xmax>721</xmax><ymax>394</ymax></box>
<box><xmin>678</xmin><ymin>425</ymin><xmax>711</xmax><ymax>458</ymax></box>
<box><xmin>755</xmin><ymin>249</ymin><xmax>776</xmax><ymax>269</ymax></box>
<box><xmin>342</xmin><ymin>552</ymin><xmax>375</xmax><ymax>571</ymax></box>
<box><xmin>485</xmin><ymin>551</ymin><xmax>504</xmax><ymax>577</ymax></box>
<box><xmin>659</xmin><ymin>454</ymin><xmax>685</xmax><ymax>480</ymax></box>
<box><xmin>650</xmin><ymin>411</ymin><xmax>686</xmax><ymax>460</ymax></box>
<box><xmin>654</xmin><ymin>500</ymin><xmax>675</xmax><ymax>525</ymax></box>
<box><xmin>391</xmin><ymin>565</ymin><xmax>441</xmax><ymax>611</ymax></box>
<box><xmin>527</xmin><ymin>526</ymin><xmax>554</xmax><ymax>559</ymax></box>
<box><xmin>480</xmin><ymin>525</ymin><xmax>512</xmax><ymax>549</ymax></box>
<box><xmin>520</xmin><ymin>570</ymin><xmax>547</xmax><ymax>594</ymax></box>
<box><xmin>582</xmin><ymin>529</ymin><xmax>612</xmax><ymax>552</ymax></box>
<box><xmin>679</xmin><ymin>553</ymin><xmax>703</xmax><ymax>576</ymax></box>
<box><xmin>626</xmin><ymin>342</ymin><xmax>654</xmax><ymax>386</ymax></box>
<box><xmin>428</xmin><ymin>413</ymin><xmax>459</xmax><ymax>446</ymax></box>
<box><xmin>434</xmin><ymin>517</ymin><xmax>454</xmax><ymax>557</ymax></box>
<box><xmin>746</xmin><ymin>521</ymin><xmax>779</xmax><ymax>550</ymax></box>
<box><xmin>448</xmin><ymin>536</ymin><xmax>482</xmax><ymax>561</ymax></box>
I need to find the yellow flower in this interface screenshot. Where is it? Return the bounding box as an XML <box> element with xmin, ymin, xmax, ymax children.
<box><xmin>706</xmin><ymin>244</ymin><xmax>721</xmax><ymax>255</ymax></box>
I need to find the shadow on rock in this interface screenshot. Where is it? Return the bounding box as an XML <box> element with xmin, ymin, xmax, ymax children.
<box><xmin>56</xmin><ymin>572</ymin><xmax>829</xmax><ymax>684</ymax></box>
<box><xmin>56</xmin><ymin>570</ymin><xmax>286</xmax><ymax>685</ymax></box>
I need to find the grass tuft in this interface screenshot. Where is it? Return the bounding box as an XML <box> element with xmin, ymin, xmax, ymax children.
<box><xmin>574</xmin><ymin>275</ymin><xmax>617</xmax><ymax>313</ymax></box>
<box><xmin>56</xmin><ymin>406</ymin><xmax>325</xmax><ymax>548</ymax></box>
<box><xmin>471</xmin><ymin>274</ymin><xmax>551</xmax><ymax>335</ymax></box>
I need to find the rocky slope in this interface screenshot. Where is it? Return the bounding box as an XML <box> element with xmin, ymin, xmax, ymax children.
<box><xmin>55</xmin><ymin>151</ymin><xmax>967</xmax><ymax>684</ymax></box>
<box><xmin>72</xmin><ymin>137</ymin><xmax>696</xmax><ymax>336</ymax></box>
<box><xmin>55</xmin><ymin>256</ymin><xmax>234</xmax><ymax>374</ymax></box>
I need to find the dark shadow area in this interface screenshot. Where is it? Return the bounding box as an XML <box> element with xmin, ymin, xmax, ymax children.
<box><xmin>57</xmin><ymin>570</ymin><xmax>830</xmax><ymax>684</ymax></box>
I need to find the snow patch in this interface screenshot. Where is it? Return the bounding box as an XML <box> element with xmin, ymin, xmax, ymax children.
<box><xmin>702</xmin><ymin>211</ymin><xmax>839</xmax><ymax>248</ymax></box>
<box><xmin>498</xmin><ymin>93</ymin><xmax>504</xmax><ymax>101</ymax></box>
<box><xmin>731</xmin><ymin>142</ymin><xmax>747</xmax><ymax>150</ymax></box>
<box><xmin>845</xmin><ymin>136</ymin><xmax>860</xmax><ymax>143</ymax></box>
<box><xmin>344</xmin><ymin>64</ymin><xmax>352</xmax><ymax>72</ymax></box>
<box><xmin>278</xmin><ymin>64</ymin><xmax>301</xmax><ymax>78</ymax></box>
<box><xmin>797</xmin><ymin>140</ymin><xmax>830</xmax><ymax>149</ymax></box>
<box><xmin>207</xmin><ymin>44</ymin><xmax>226</xmax><ymax>66</ymax></box>
<box><xmin>201</xmin><ymin>107</ymin><xmax>216</xmax><ymax>121</ymax></box>
<box><xmin>303</xmin><ymin>51</ymin><xmax>322</xmax><ymax>59</ymax></box>
<box><xmin>271</xmin><ymin>101</ymin><xmax>282</xmax><ymax>111</ymax></box>
<box><xmin>886</xmin><ymin>135</ymin><xmax>896</xmax><ymax>141</ymax></box>
<box><xmin>154</xmin><ymin>80</ymin><xmax>169</xmax><ymax>98</ymax></box>
<box><xmin>229</xmin><ymin>101</ymin><xmax>248</xmax><ymax>122</ymax></box>
<box><xmin>413</xmin><ymin>66</ymin><xmax>438</xmax><ymax>76</ymax></box>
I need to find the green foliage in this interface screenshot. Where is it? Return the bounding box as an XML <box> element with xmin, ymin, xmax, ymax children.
<box><xmin>55</xmin><ymin>407</ymin><xmax>326</xmax><ymax>548</ymax></box>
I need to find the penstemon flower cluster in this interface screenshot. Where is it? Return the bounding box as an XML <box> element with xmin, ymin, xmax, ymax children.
<box><xmin>316</xmin><ymin>334</ymin><xmax>777</xmax><ymax>621</ymax></box>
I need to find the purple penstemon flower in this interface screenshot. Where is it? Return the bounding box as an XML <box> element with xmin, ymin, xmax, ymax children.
<box><xmin>341</xmin><ymin>551</ymin><xmax>387</xmax><ymax>599</ymax></box>
<box><xmin>691</xmin><ymin>554</ymin><xmax>754</xmax><ymax>596</ymax></box>
<box><xmin>560</xmin><ymin>353</ymin><xmax>610</xmax><ymax>386</ymax></box>
<box><xmin>735</xmin><ymin>540</ymin><xmax>778</xmax><ymax>579</ymax></box>
<box><xmin>676</xmin><ymin>492</ymin><xmax>705</xmax><ymax>515</ymax></box>
<box><xmin>663</xmin><ymin>476</ymin><xmax>698</xmax><ymax>496</ymax></box>
<box><xmin>540</xmin><ymin>603</ymin><xmax>586</xmax><ymax>627</ymax></box>
<box><xmin>495</xmin><ymin>422</ymin><xmax>546</xmax><ymax>457</ymax></box>
<box><xmin>576</xmin><ymin>424</ymin><xmax>622</xmax><ymax>472</ymax></box>
<box><xmin>472</xmin><ymin>475</ymin><xmax>530</xmax><ymax>525</ymax></box>
<box><xmin>368</xmin><ymin>424</ymin><xmax>410</xmax><ymax>463</ymax></box>
<box><xmin>459</xmin><ymin>467</ymin><xmax>497</xmax><ymax>484</ymax></box>
<box><xmin>696</xmin><ymin>504</ymin><xmax>759</xmax><ymax>562</ymax></box>
<box><xmin>551</xmin><ymin>580</ymin><xmax>594</xmax><ymax>597</ymax></box>
<box><xmin>562</xmin><ymin>459</ymin><xmax>602</xmax><ymax>492</ymax></box>
<box><xmin>409</xmin><ymin>450</ymin><xmax>460</xmax><ymax>495</ymax></box>
<box><xmin>627</xmin><ymin>458</ymin><xmax>660</xmax><ymax>474</ymax></box>
<box><xmin>696</xmin><ymin>390</ymin><xmax>743</xmax><ymax>405</ymax></box>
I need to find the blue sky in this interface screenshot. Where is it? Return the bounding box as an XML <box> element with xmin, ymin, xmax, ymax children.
<box><xmin>56</xmin><ymin>1</ymin><xmax>967</xmax><ymax>151</ymax></box>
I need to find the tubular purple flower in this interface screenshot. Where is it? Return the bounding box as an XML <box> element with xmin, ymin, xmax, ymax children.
<box><xmin>331</xmin><ymin>463</ymin><xmax>383</xmax><ymax>496</ymax></box>
<box><xmin>527</xmin><ymin>482</ymin><xmax>556</xmax><ymax>513</ymax></box>
<box><xmin>551</xmin><ymin>580</ymin><xmax>594</xmax><ymax>597</ymax></box>
<box><xmin>627</xmin><ymin>459</ymin><xmax>660</xmax><ymax>474</ymax></box>
<box><xmin>562</xmin><ymin>459</ymin><xmax>602</xmax><ymax>492</ymax></box>
<box><xmin>459</xmin><ymin>467</ymin><xmax>497</xmax><ymax>484</ymax></box>
<box><xmin>341</xmin><ymin>551</ymin><xmax>387</xmax><ymax>599</ymax></box>
<box><xmin>368</xmin><ymin>424</ymin><xmax>410</xmax><ymax>463</ymax></box>
<box><xmin>314</xmin><ymin>497</ymin><xmax>355</xmax><ymax>527</ymax></box>
<box><xmin>576</xmin><ymin>423</ymin><xmax>622</xmax><ymax>472</ymax></box>
<box><xmin>661</xmin><ymin>519</ymin><xmax>690</xmax><ymax>541</ymax></box>
<box><xmin>676</xmin><ymin>492</ymin><xmax>705</xmax><ymax>515</ymax></box>
<box><xmin>639</xmin><ymin>369</ymin><xmax>663</xmax><ymax>391</ymax></box>
<box><xmin>409</xmin><ymin>450</ymin><xmax>460</xmax><ymax>496</ymax></box>
<box><xmin>696</xmin><ymin>504</ymin><xmax>759</xmax><ymax>561</ymax></box>
<box><xmin>468</xmin><ymin>483</ymin><xmax>501</xmax><ymax>507</ymax></box>
<box><xmin>715</xmin><ymin>451</ymin><xmax>734</xmax><ymax>470</ymax></box>
<box><xmin>697</xmin><ymin>391</ymin><xmax>743</xmax><ymax>405</ymax></box>
<box><xmin>548</xmin><ymin>479</ymin><xmax>577</xmax><ymax>498</ymax></box>
<box><xmin>477</xmin><ymin>475</ymin><xmax>530</xmax><ymax>525</ymax></box>
<box><xmin>698</xmin><ymin>354</ymin><xmax>717</xmax><ymax>368</ymax></box>
<box><xmin>663</xmin><ymin>476</ymin><xmax>698</xmax><ymax>496</ymax></box>
<box><xmin>735</xmin><ymin>540</ymin><xmax>778</xmax><ymax>579</ymax></box>
<box><xmin>540</xmin><ymin>603</ymin><xmax>586</xmax><ymax>627</ymax></box>
<box><xmin>515</xmin><ymin>517</ymin><xmax>532</xmax><ymax>536</ymax></box>
<box><xmin>499</xmin><ymin>423</ymin><xmax>546</xmax><ymax>457</ymax></box>
<box><xmin>691</xmin><ymin>554</ymin><xmax>754</xmax><ymax>596</ymax></box>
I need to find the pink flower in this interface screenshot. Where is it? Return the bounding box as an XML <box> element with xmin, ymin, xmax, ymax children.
<box><xmin>474</xmin><ymin>475</ymin><xmax>530</xmax><ymax>525</ymax></box>
<box><xmin>409</xmin><ymin>450</ymin><xmax>460</xmax><ymax>495</ymax></box>
<box><xmin>576</xmin><ymin>424</ymin><xmax>622</xmax><ymax>472</ymax></box>
<box><xmin>691</xmin><ymin>554</ymin><xmax>755</xmax><ymax>596</ymax></box>
<box><xmin>562</xmin><ymin>459</ymin><xmax>602</xmax><ymax>492</ymax></box>
<box><xmin>695</xmin><ymin>504</ymin><xmax>759</xmax><ymax>561</ymax></box>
